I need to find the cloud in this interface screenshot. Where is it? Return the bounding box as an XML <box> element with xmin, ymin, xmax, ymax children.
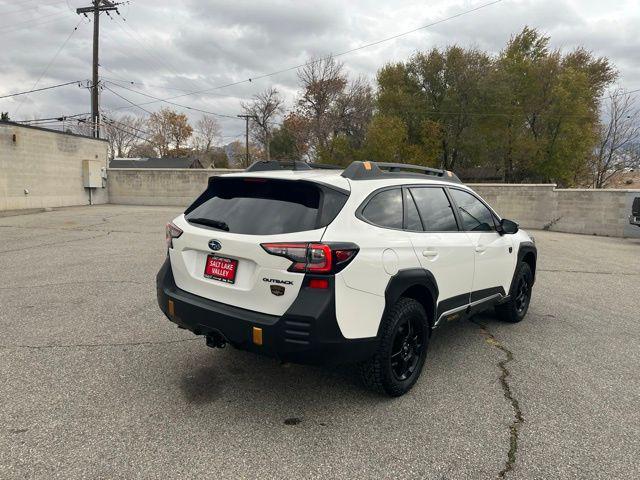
<box><xmin>1</xmin><ymin>0</ymin><xmax>638</xmax><ymax>137</ymax></box>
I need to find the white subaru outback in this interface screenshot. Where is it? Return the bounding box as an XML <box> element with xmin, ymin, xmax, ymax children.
<box><xmin>157</xmin><ymin>160</ymin><xmax>537</xmax><ymax>396</ymax></box>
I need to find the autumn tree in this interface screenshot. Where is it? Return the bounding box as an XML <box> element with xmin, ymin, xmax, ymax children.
<box><xmin>241</xmin><ymin>88</ymin><xmax>284</xmax><ymax>161</ymax></box>
<box><xmin>270</xmin><ymin>112</ymin><xmax>311</xmax><ymax>161</ymax></box>
<box><xmin>128</xmin><ymin>142</ymin><xmax>158</xmax><ymax>158</ymax></box>
<box><xmin>147</xmin><ymin>108</ymin><xmax>193</xmax><ymax>157</ymax></box>
<box><xmin>589</xmin><ymin>89</ymin><xmax>640</xmax><ymax>188</ymax></box>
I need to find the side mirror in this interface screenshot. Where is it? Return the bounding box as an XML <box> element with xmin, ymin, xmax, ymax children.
<box><xmin>497</xmin><ymin>218</ymin><xmax>519</xmax><ymax>235</ymax></box>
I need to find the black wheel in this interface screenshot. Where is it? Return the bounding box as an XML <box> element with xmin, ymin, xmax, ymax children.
<box><xmin>496</xmin><ymin>262</ymin><xmax>533</xmax><ymax>323</ymax></box>
<box><xmin>360</xmin><ymin>298</ymin><xmax>430</xmax><ymax>397</ymax></box>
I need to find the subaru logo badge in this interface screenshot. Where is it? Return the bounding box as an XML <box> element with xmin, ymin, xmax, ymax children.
<box><xmin>208</xmin><ymin>239</ymin><xmax>222</xmax><ymax>251</ymax></box>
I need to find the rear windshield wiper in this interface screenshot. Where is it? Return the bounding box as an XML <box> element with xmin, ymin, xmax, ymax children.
<box><xmin>188</xmin><ymin>217</ymin><xmax>230</xmax><ymax>231</ymax></box>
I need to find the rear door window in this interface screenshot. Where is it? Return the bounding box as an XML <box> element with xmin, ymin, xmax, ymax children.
<box><xmin>409</xmin><ymin>187</ymin><xmax>459</xmax><ymax>232</ymax></box>
<box><xmin>185</xmin><ymin>178</ymin><xmax>347</xmax><ymax>235</ymax></box>
<box><xmin>361</xmin><ymin>188</ymin><xmax>403</xmax><ymax>229</ymax></box>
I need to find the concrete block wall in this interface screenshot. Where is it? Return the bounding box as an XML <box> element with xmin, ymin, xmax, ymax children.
<box><xmin>468</xmin><ymin>184</ymin><xmax>557</xmax><ymax>230</ymax></box>
<box><xmin>107</xmin><ymin>168</ymin><xmax>242</xmax><ymax>206</ymax></box>
<box><xmin>105</xmin><ymin>169</ymin><xmax>640</xmax><ymax>238</ymax></box>
<box><xmin>0</xmin><ymin>123</ymin><xmax>109</xmax><ymax>210</ymax></box>
<box><xmin>469</xmin><ymin>184</ymin><xmax>640</xmax><ymax>238</ymax></box>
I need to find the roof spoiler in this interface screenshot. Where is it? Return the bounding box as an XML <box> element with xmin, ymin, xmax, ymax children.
<box><xmin>245</xmin><ymin>160</ymin><xmax>342</xmax><ymax>172</ymax></box>
<box><xmin>341</xmin><ymin>161</ymin><xmax>461</xmax><ymax>183</ymax></box>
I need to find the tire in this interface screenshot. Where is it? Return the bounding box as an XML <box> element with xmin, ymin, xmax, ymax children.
<box><xmin>360</xmin><ymin>297</ymin><xmax>430</xmax><ymax>397</ymax></box>
<box><xmin>496</xmin><ymin>262</ymin><xmax>533</xmax><ymax>323</ymax></box>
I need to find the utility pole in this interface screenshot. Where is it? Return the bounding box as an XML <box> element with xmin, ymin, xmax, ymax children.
<box><xmin>237</xmin><ymin>114</ymin><xmax>256</xmax><ymax>167</ymax></box>
<box><xmin>76</xmin><ymin>1</ymin><xmax>119</xmax><ymax>139</ymax></box>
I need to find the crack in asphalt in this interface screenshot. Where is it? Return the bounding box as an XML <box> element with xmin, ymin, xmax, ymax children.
<box><xmin>0</xmin><ymin>338</ymin><xmax>200</xmax><ymax>351</ymax></box>
<box><xmin>539</xmin><ymin>268</ymin><xmax>639</xmax><ymax>276</ymax></box>
<box><xmin>470</xmin><ymin>318</ymin><xmax>524</xmax><ymax>479</ymax></box>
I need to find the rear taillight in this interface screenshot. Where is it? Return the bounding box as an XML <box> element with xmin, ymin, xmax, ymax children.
<box><xmin>166</xmin><ymin>222</ymin><xmax>183</xmax><ymax>249</ymax></box>
<box><xmin>261</xmin><ymin>242</ymin><xmax>358</xmax><ymax>274</ymax></box>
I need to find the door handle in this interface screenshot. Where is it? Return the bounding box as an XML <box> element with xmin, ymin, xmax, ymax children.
<box><xmin>422</xmin><ymin>249</ymin><xmax>438</xmax><ymax>258</ymax></box>
<box><xmin>475</xmin><ymin>245</ymin><xmax>487</xmax><ymax>253</ymax></box>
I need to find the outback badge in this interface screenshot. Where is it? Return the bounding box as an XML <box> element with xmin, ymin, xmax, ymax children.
<box><xmin>270</xmin><ymin>285</ymin><xmax>285</xmax><ymax>296</ymax></box>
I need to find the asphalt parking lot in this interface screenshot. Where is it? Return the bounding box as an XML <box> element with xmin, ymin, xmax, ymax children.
<box><xmin>1</xmin><ymin>205</ymin><xmax>638</xmax><ymax>479</ymax></box>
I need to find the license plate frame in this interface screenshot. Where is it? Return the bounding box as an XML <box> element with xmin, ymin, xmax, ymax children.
<box><xmin>204</xmin><ymin>255</ymin><xmax>238</xmax><ymax>284</ymax></box>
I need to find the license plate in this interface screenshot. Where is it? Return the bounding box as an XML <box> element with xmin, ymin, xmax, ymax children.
<box><xmin>204</xmin><ymin>255</ymin><xmax>238</xmax><ymax>284</ymax></box>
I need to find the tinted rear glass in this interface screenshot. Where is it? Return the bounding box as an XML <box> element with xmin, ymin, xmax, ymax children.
<box><xmin>409</xmin><ymin>187</ymin><xmax>459</xmax><ymax>232</ymax></box>
<box><xmin>185</xmin><ymin>178</ymin><xmax>347</xmax><ymax>235</ymax></box>
<box><xmin>361</xmin><ymin>188</ymin><xmax>403</xmax><ymax>229</ymax></box>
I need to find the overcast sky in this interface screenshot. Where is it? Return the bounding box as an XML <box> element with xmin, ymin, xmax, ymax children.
<box><xmin>1</xmin><ymin>0</ymin><xmax>638</xmax><ymax>141</ymax></box>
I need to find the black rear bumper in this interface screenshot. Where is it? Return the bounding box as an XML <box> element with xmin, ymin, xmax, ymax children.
<box><xmin>156</xmin><ymin>258</ymin><xmax>377</xmax><ymax>365</ymax></box>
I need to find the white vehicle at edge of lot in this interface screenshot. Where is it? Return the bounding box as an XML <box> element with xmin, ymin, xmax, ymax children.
<box><xmin>157</xmin><ymin>160</ymin><xmax>537</xmax><ymax>396</ymax></box>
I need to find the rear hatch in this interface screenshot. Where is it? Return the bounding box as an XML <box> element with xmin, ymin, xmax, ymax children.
<box><xmin>168</xmin><ymin>176</ymin><xmax>349</xmax><ymax>316</ymax></box>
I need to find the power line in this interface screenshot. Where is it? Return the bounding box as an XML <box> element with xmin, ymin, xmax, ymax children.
<box><xmin>14</xmin><ymin>20</ymin><xmax>84</xmax><ymax>115</ymax></box>
<box><xmin>104</xmin><ymin>81</ymin><xmax>239</xmax><ymax>119</ymax></box>
<box><xmin>0</xmin><ymin>0</ymin><xmax>68</xmax><ymax>16</ymax></box>
<box><xmin>0</xmin><ymin>9</ymin><xmax>70</xmax><ymax>28</ymax></box>
<box><xmin>15</xmin><ymin>112</ymin><xmax>92</xmax><ymax>123</ymax></box>
<box><xmin>111</xmin><ymin>14</ymin><xmax>208</xmax><ymax>94</ymax></box>
<box><xmin>0</xmin><ymin>80</ymin><xmax>84</xmax><ymax>100</ymax></box>
<box><xmin>118</xmin><ymin>0</ymin><xmax>504</xmax><ymax>106</ymax></box>
<box><xmin>102</xmin><ymin>75</ymin><xmax>233</xmax><ymax>97</ymax></box>
<box><xmin>102</xmin><ymin>84</ymin><xmax>154</xmax><ymax>115</ymax></box>
<box><xmin>0</xmin><ymin>11</ymin><xmax>78</xmax><ymax>36</ymax></box>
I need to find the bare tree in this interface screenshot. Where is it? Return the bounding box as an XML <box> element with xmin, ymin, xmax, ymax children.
<box><xmin>332</xmin><ymin>75</ymin><xmax>374</xmax><ymax>149</ymax></box>
<box><xmin>241</xmin><ymin>88</ymin><xmax>284</xmax><ymax>160</ymax></box>
<box><xmin>102</xmin><ymin>114</ymin><xmax>146</xmax><ymax>158</ymax></box>
<box><xmin>590</xmin><ymin>89</ymin><xmax>640</xmax><ymax>188</ymax></box>
<box><xmin>193</xmin><ymin>115</ymin><xmax>222</xmax><ymax>166</ymax></box>
<box><xmin>297</xmin><ymin>56</ymin><xmax>347</xmax><ymax>155</ymax></box>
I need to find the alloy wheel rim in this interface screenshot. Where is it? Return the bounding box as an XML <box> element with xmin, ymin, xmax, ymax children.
<box><xmin>390</xmin><ymin>316</ymin><xmax>424</xmax><ymax>381</ymax></box>
<box><xmin>515</xmin><ymin>275</ymin><xmax>530</xmax><ymax>314</ymax></box>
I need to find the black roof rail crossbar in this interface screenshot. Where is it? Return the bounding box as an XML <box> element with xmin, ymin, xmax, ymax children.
<box><xmin>245</xmin><ymin>160</ymin><xmax>312</xmax><ymax>172</ymax></box>
<box><xmin>245</xmin><ymin>160</ymin><xmax>344</xmax><ymax>172</ymax></box>
<box><xmin>306</xmin><ymin>162</ymin><xmax>343</xmax><ymax>170</ymax></box>
<box><xmin>341</xmin><ymin>161</ymin><xmax>461</xmax><ymax>183</ymax></box>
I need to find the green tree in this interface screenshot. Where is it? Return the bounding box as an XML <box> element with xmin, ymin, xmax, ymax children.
<box><xmin>375</xmin><ymin>27</ymin><xmax>616</xmax><ymax>184</ymax></box>
<box><xmin>0</xmin><ymin>112</ymin><xmax>9</xmax><ymax>121</ymax></box>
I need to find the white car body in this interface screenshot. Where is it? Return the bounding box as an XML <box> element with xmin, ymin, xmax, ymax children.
<box><xmin>165</xmin><ymin>166</ymin><xmax>534</xmax><ymax>340</ymax></box>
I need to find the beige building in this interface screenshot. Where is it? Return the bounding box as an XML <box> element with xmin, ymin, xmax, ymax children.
<box><xmin>0</xmin><ymin>122</ymin><xmax>109</xmax><ymax>211</ymax></box>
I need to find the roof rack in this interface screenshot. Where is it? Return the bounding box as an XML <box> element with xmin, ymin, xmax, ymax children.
<box><xmin>341</xmin><ymin>161</ymin><xmax>461</xmax><ymax>183</ymax></box>
<box><xmin>245</xmin><ymin>160</ymin><xmax>343</xmax><ymax>172</ymax></box>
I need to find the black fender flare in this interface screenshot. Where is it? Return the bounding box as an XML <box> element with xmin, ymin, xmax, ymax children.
<box><xmin>510</xmin><ymin>241</ymin><xmax>537</xmax><ymax>293</ymax></box>
<box><xmin>379</xmin><ymin>268</ymin><xmax>439</xmax><ymax>334</ymax></box>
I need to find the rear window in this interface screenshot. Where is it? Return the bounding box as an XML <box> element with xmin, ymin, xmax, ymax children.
<box><xmin>185</xmin><ymin>177</ymin><xmax>348</xmax><ymax>235</ymax></box>
<box><xmin>361</xmin><ymin>188</ymin><xmax>403</xmax><ymax>229</ymax></box>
